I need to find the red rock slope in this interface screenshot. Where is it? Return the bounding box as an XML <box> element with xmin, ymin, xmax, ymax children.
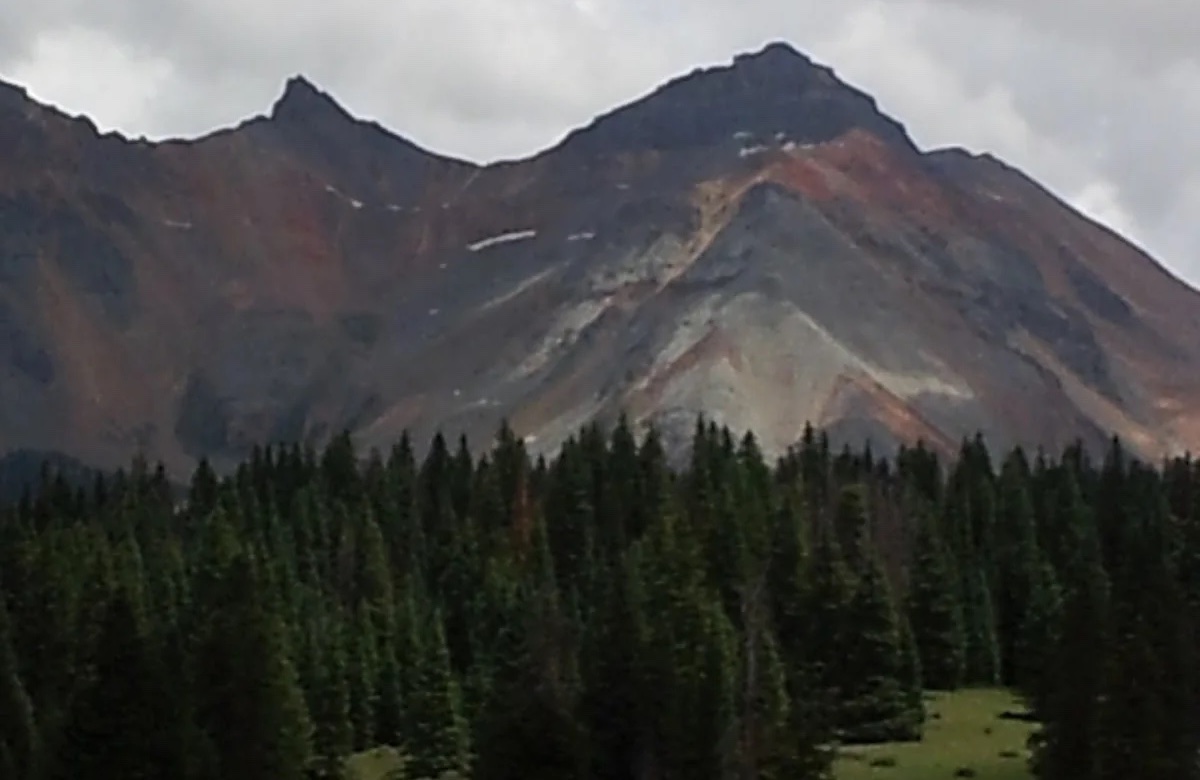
<box><xmin>0</xmin><ymin>42</ymin><xmax>1198</xmax><ymax>473</ymax></box>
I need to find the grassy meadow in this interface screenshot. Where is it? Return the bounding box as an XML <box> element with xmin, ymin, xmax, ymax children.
<box><xmin>834</xmin><ymin>689</ymin><xmax>1035</xmax><ymax>780</ymax></box>
<box><xmin>346</xmin><ymin>689</ymin><xmax>1036</xmax><ymax>780</ymax></box>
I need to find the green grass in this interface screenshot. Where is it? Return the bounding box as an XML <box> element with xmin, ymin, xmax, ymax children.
<box><xmin>834</xmin><ymin>689</ymin><xmax>1036</xmax><ymax>780</ymax></box>
<box><xmin>348</xmin><ymin>689</ymin><xmax>1036</xmax><ymax>780</ymax></box>
<box><xmin>345</xmin><ymin>745</ymin><xmax>406</xmax><ymax>780</ymax></box>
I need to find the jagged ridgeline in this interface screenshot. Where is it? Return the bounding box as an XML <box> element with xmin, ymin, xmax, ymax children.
<box><xmin>4</xmin><ymin>42</ymin><xmax>1200</xmax><ymax>476</ymax></box>
<box><xmin>1</xmin><ymin>419</ymin><xmax>1198</xmax><ymax>780</ymax></box>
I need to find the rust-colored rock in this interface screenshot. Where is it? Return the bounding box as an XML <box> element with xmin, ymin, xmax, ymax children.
<box><xmin>2</xmin><ymin>42</ymin><xmax>1199</xmax><ymax>474</ymax></box>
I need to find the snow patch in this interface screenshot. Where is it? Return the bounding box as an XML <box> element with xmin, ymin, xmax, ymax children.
<box><xmin>325</xmin><ymin>184</ymin><xmax>365</xmax><ymax>209</ymax></box>
<box><xmin>467</xmin><ymin>229</ymin><xmax>537</xmax><ymax>252</ymax></box>
<box><xmin>739</xmin><ymin>144</ymin><xmax>768</xmax><ymax>158</ymax></box>
<box><xmin>386</xmin><ymin>204</ymin><xmax>403</xmax><ymax>212</ymax></box>
<box><xmin>567</xmin><ymin>231</ymin><xmax>596</xmax><ymax>242</ymax></box>
<box><xmin>163</xmin><ymin>219</ymin><xmax>192</xmax><ymax>229</ymax></box>
<box><xmin>733</xmin><ymin>130</ymin><xmax>753</xmax><ymax>140</ymax></box>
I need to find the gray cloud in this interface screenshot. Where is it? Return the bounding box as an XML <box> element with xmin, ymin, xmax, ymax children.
<box><xmin>0</xmin><ymin>0</ymin><xmax>1196</xmax><ymax>284</ymax></box>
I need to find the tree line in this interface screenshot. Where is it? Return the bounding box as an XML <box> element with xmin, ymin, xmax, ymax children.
<box><xmin>0</xmin><ymin>418</ymin><xmax>1197</xmax><ymax>779</ymax></box>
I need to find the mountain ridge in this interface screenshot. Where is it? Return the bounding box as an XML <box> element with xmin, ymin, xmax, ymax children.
<box><xmin>1</xmin><ymin>40</ymin><xmax>1199</xmax><ymax>475</ymax></box>
<box><xmin>3</xmin><ymin>42</ymin><xmax>951</xmax><ymax>166</ymax></box>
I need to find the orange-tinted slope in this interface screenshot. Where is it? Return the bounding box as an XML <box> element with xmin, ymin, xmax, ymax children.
<box><xmin>0</xmin><ymin>42</ymin><xmax>1198</xmax><ymax>474</ymax></box>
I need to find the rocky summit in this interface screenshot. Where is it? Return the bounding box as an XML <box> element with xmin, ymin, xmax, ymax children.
<box><xmin>2</xmin><ymin>41</ymin><xmax>1200</xmax><ymax>475</ymax></box>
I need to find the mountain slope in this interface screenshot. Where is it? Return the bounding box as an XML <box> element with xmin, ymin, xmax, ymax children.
<box><xmin>1</xmin><ymin>41</ymin><xmax>1198</xmax><ymax>473</ymax></box>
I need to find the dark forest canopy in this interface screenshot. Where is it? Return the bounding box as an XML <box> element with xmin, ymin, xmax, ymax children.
<box><xmin>1</xmin><ymin>419</ymin><xmax>1199</xmax><ymax>780</ymax></box>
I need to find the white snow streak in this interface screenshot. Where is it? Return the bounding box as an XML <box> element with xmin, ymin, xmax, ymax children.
<box><xmin>325</xmin><ymin>184</ymin><xmax>365</xmax><ymax>209</ymax></box>
<box><xmin>466</xmin><ymin>229</ymin><xmax>537</xmax><ymax>252</ymax></box>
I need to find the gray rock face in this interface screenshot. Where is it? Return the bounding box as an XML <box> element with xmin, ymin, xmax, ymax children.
<box><xmin>554</xmin><ymin>42</ymin><xmax>917</xmax><ymax>158</ymax></box>
<box><xmin>2</xmin><ymin>43</ymin><xmax>1200</xmax><ymax>473</ymax></box>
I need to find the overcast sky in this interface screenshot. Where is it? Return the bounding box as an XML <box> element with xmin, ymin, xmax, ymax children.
<box><xmin>1</xmin><ymin>0</ymin><xmax>1197</xmax><ymax>287</ymax></box>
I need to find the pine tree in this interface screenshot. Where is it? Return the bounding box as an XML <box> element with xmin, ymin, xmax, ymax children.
<box><xmin>51</xmin><ymin>590</ymin><xmax>188</xmax><ymax>780</ymax></box>
<box><xmin>1013</xmin><ymin>555</ymin><xmax>1062</xmax><ymax>706</ymax></box>
<box><xmin>579</xmin><ymin>554</ymin><xmax>650</xmax><ymax>780</ymax></box>
<box><xmin>994</xmin><ymin>451</ymin><xmax>1045</xmax><ymax>685</ymax></box>
<box><xmin>802</xmin><ymin>525</ymin><xmax>855</xmax><ymax>723</ymax></box>
<box><xmin>348</xmin><ymin>608</ymin><xmax>380</xmax><ymax>750</ymax></box>
<box><xmin>404</xmin><ymin>613</ymin><xmax>471</xmax><ymax>780</ymax></box>
<box><xmin>839</xmin><ymin>550</ymin><xmax>917</xmax><ymax>743</ymax></box>
<box><xmin>307</xmin><ymin>617</ymin><xmax>353</xmax><ymax>778</ymax></box>
<box><xmin>1029</xmin><ymin>470</ymin><xmax>1110</xmax><ymax>780</ymax></box>
<box><xmin>906</xmin><ymin>510</ymin><xmax>966</xmax><ymax>690</ymax></box>
<box><xmin>897</xmin><ymin>614</ymin><xmax>924</xmax><ymax>733</ymax></box>
<box><xmin>474</xmin><ymin>583</ymin><xmax>587</xmax><ymax>780</ymax></box>
<box><xmin>961</xmin><ymin>568</ymin><xmax>1001</xmax><ymax>686</ymax></box>
<box><xmin>192</xmin><ymin>554</ymin><xmax>314</xmax><ymax>780</ymax></box>
<box><xmin>0</xmin><ymin>601</ymin><xmax>38</xmax><ymax>780</ymax></box>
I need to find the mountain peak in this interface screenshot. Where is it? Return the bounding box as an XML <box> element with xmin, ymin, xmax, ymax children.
<box><xmin>552</xmin><ymin>40</ymin><xmax>916</xmax><ymax>157</ymax></box>
<box><xmin>270</xmin><ymin>75</ymin><xmax>350</xmax><ymax>123</ymax></box>
<box><xmin>731</xmin><ymin>40</ymin><xmax>814</xmax><ymax>68</ymax></box>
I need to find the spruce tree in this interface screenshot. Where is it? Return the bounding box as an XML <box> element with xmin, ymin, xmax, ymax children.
<box><xmin>404</xmin><ymin>613</ymin><xmax>471</xmax><ymax>780</ymax></box>
<box><xmin>192</xmin><ymin>554</ymin><xmax>314</xmax><ymax>780</ymax></box>
<box><xmin>839</xmin><ymin>551</ymin><xmax>917</xmax><ymax>743</ymax></box>
<box><xmin>906</xmin><ymin>510</ymin><xmax>966</xmax><ymax>690</ymax></box>
<box><xmin>1029</xmin><ymin>472</ymin><xmax>1110</xmax><ymax>780</ymax></box>
<box><xmin>51</xmin><ymin>590</ymin><xmax>187</xmax><ymax>780</ymax></box>
<box><xmin>960</xmin><ymin>568</ymin><xmax>1001</xmax><ymax>686</ymax></box>
<box><xmin>0</xmin><ymin>601</ymin><xmax>38</xmax><ymax>780</ymax></box>
<box><xmin>802</xmin><ymin>525</ymin><xmax>855</xmax><ymax>723</ymax></box>
<box><xmin>308</xmin><ymin>618</ymin><xmax>353</xmax><ymax>778</ymax></box>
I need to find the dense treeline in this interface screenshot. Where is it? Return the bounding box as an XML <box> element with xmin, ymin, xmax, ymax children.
<box><xmin>0</xmin><ymin>418</ymin><xmax>1198</xmax><ymax>779</ymax></box>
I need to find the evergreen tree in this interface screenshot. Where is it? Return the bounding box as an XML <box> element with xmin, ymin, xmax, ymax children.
<box><xmin>404</xmin><ymin>613</ymin><xmax>471</xmax><ymax>780</ymax></box>
<box><xmin>960</xmin><ymin>568</ymin><xmax>1001</xmax><ymax>686</ymax></box>
<box><xmin>307</xmin><ymin>618</ymin><xmax>353</xmax><ymax>777</ymax></box>
<box><xmin>1029</xmin><ymin>470</ymin><xmax>1110</xmax><ymax>780</ymax></box>
<box><xmin>906</xmin><ymin>509</ymin><xmax>966</xmax><ymax>690</ymax></box>
<box><xmin>7</xmin><ymin>419</ymin><xmax>1200</xmax><ymax>780</ymax></box>
<box><xmin>192</xmin><ymin>554</ymin><xmax>313</xmax><ymax>780</ymax></box>
<box><xmin>51</xmin><ymin>590</ymin><xmax>188</xmax><ymax>780</ymax></box>
<box><xmin>839</xmin><ymin>550</ymin><xmax>918</xmax><ymax>743</ymax></box>
<box><xmin>0</xmin><ymin>601</ymin><xmax>39</xmax><ymax>780</ymax></box>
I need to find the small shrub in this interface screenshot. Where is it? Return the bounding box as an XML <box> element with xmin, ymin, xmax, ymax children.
<box><xmin>869</xmin><ymin>756</ymin><xmax>898</xmax><ymax>768</ymax></box>
<box><xmin>954</xmin><ymin>768</ymin><xmax>977</xmax><ymax>778</ymax></box>
<box><xmin>982</xmin><ymin>726</ymin><xmax>993</xmax><ymax>735</ymax></box>
<box><xmin>998</xmin><ymin>749</ymin><xmax>1021</xmax><ymax>759</ymax></box>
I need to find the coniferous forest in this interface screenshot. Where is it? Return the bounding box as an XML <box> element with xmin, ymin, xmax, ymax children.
<box><xmin>1</xmin><ymin>418</ymin><xmax>1198</xmax><ymax>780</ymax></box>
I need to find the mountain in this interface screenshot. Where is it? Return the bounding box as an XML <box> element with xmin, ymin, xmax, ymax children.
<box><xmin>2</xmin><ymin>41</ymin><xmax>1199</xmax><ymax>474</ymax></box>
